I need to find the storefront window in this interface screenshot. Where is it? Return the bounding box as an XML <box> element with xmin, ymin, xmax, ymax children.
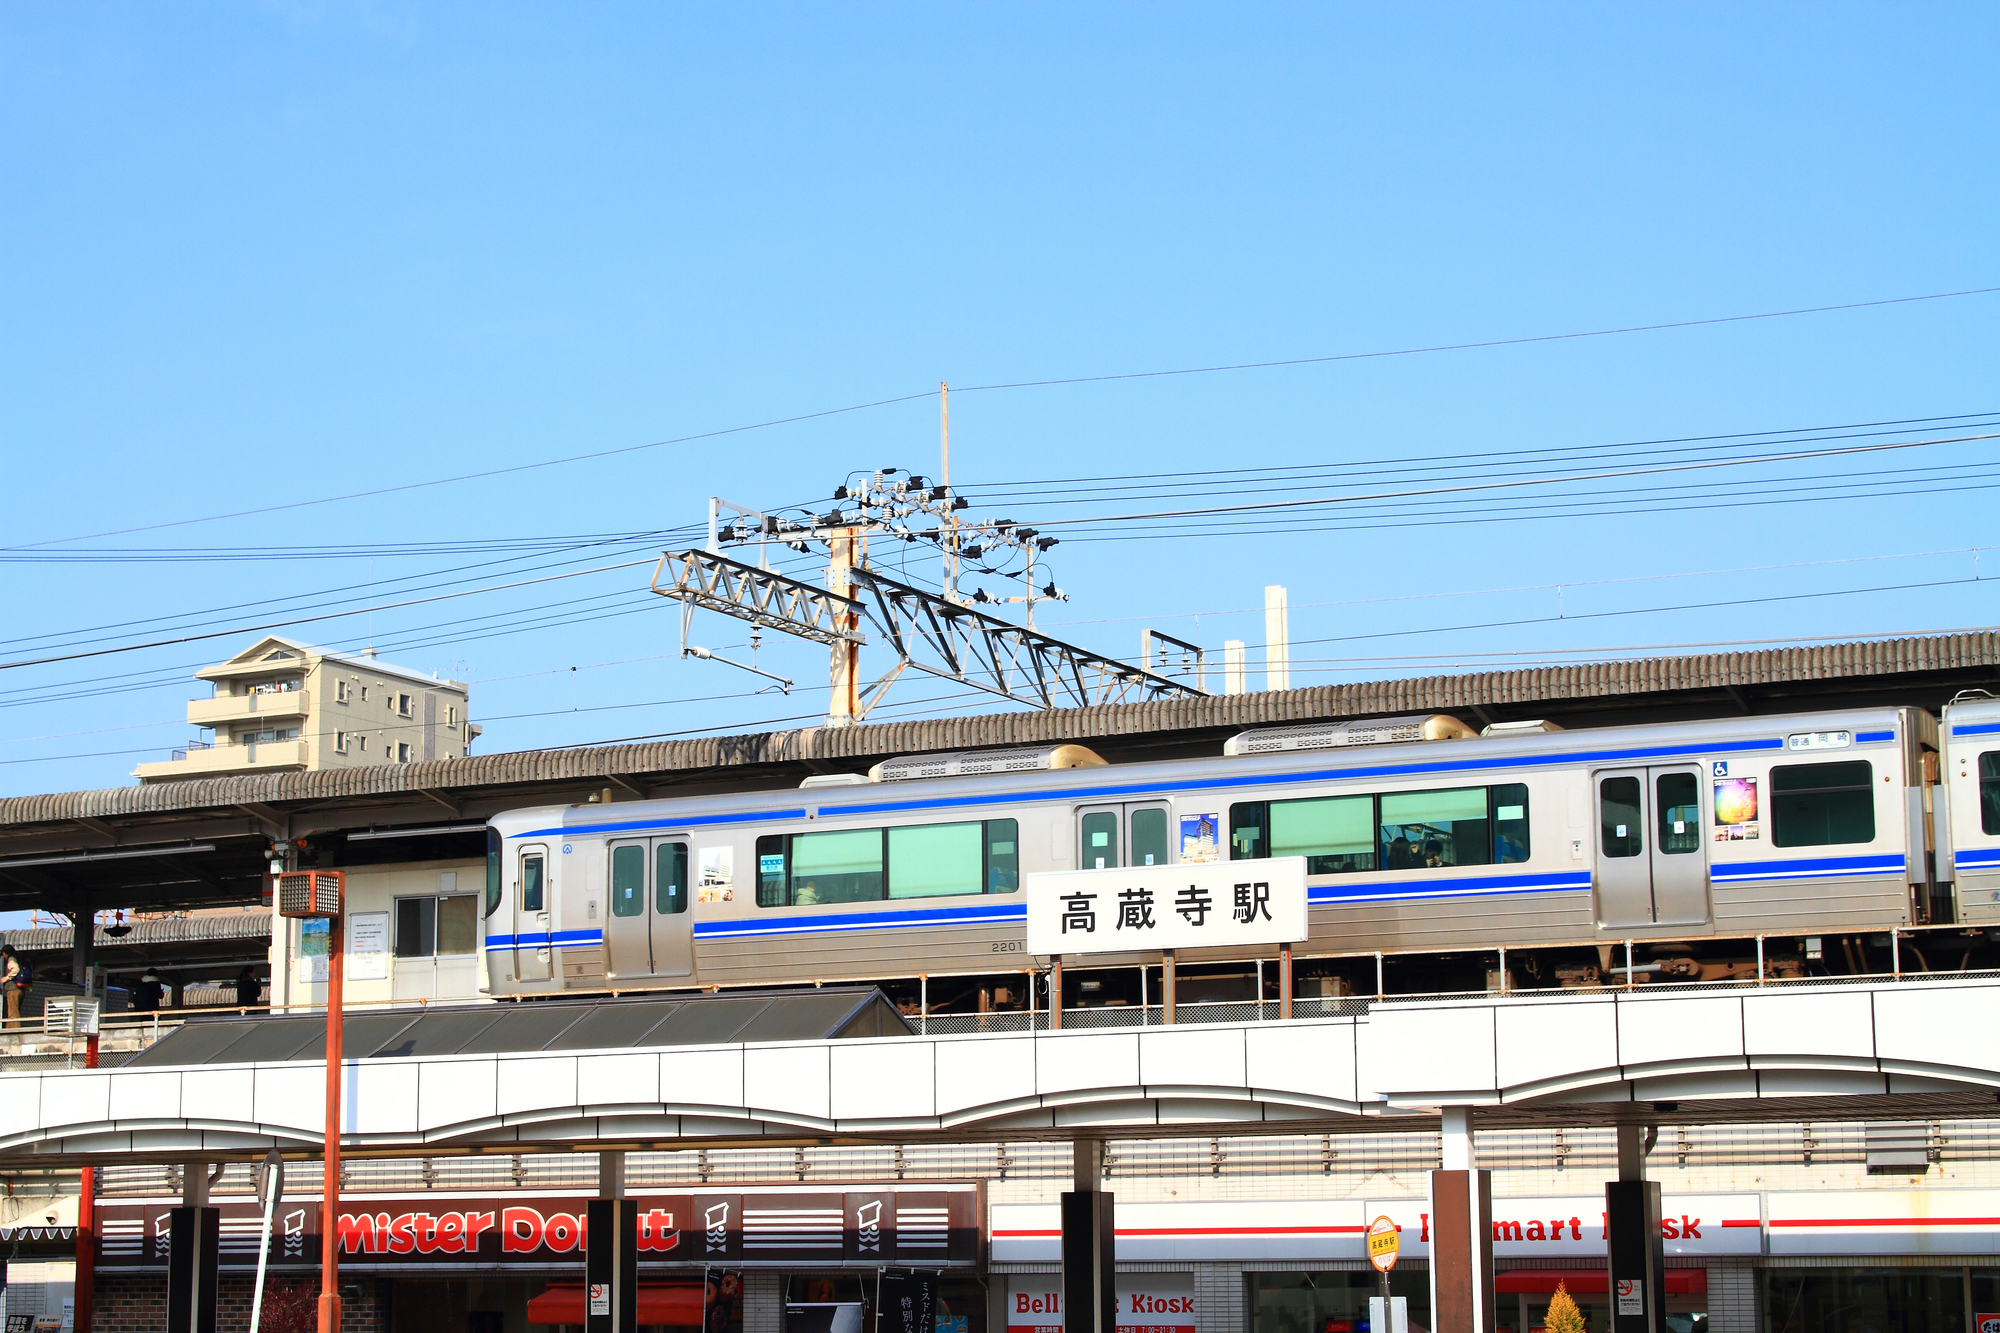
<box><xmin>1764</xmin><ymin>1269</ymin><xmax>1967</xmax><ymax>1333</ymax></box>
<box><xmin>1247</xmin><ymin>1272</ymin><xmax>1431</xmax><ymax>1333</ymax></box>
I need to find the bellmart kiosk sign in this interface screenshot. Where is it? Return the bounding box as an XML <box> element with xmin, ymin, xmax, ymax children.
<box><xmin>1025</xmin><ymin>857</ymin><xmax>1307</xmax><ymax>956</ymax></box>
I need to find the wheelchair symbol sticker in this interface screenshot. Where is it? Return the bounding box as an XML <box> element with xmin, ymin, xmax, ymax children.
<box><xmin>1712</xmin><ymin>761</ymin><xmax>1729</xmax><ymax>777</ymax></box>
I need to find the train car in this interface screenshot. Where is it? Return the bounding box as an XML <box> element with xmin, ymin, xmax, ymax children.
<box><xmin>1938</xmin><ymin>692</ymin><xmax>2000</xmax><ymax>923</ymax></box>
<box><xmin>482</xmin><ymin>703</ymin><xmax>1951</xmax><ymax>1001</ymax></box>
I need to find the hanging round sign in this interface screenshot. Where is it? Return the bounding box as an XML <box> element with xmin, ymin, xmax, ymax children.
<box><xmin>1367</xmin><ymin>1215</ymin><xmax>1400</xmax><ymax>1273</ymax></box>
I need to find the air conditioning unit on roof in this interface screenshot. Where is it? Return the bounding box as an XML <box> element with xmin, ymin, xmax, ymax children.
<box><xmin>868</xmin><ymin>744</ymin><xmax>1108</xmax><ymax>783</ymax></box>
<box><xmin>1223</xmin><ymin>714</ymin><xmax>1477</xmax><ymax>756</ymax></box>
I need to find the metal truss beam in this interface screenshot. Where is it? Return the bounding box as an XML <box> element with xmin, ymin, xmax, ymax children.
<box><xmin>847</xmin><ymin>569</ymin><xmax>1205</xmax><ymax>710</ymax></box>
<box><xmin>650</xmin><ymin>550</ymin><xmax>865</xmax><ymax>646</ymax></box>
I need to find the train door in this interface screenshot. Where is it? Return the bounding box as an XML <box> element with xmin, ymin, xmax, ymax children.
<box><xmin>1594</xmin><ymin>767</ymin><xmax>1711</xmax><ymax>929</ymax></box>
<box><xmin>514</xmin><ymin>844</ymin><xmax>552</xmax><ymax>982</ymax></box>
<box><xmin>607</xmin><ymin>840</ymin><xmax>653</xmax><ymax>979</ymax></box>
<box><xmin>649</xmin><ymin>840</ymin><xmax>693</xmax><ymax>977</ymax></box>
<box><xmin>1076</xmin><ymin>802</ymin><xmax>1174</xmax><ymax>870</ymax></box>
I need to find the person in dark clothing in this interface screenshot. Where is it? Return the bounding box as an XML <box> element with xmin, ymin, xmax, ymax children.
<box><xmin>234</xmin><ymin>967</ymin><xmax>262</xmax><ymax>1009</ymax></box>
<box><xmin>132</xmin><ymin>969</ymin><xmax>164</xmax><ymax>1011</ymax></box>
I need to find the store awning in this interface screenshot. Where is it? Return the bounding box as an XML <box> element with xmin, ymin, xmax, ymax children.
<box><xmin>526</xmin><ymin>1282</ymin><xmax>704</xmax><ymax>1328</ymax></box>
<box><xmin>1494</xmin><ymin>1270</ymin><xmax>1706</xmax><ymax>1296</ymax></box>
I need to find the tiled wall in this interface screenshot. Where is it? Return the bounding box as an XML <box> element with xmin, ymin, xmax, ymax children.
<box><xmin>92</xmin><ymin>1274</ymin><xmax>384</xmax><ymax>1333</ymax></box>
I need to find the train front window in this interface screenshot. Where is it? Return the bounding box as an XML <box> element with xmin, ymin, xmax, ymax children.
<box><xmin>791</xmin><ymin>828</ymin><xmax>885</xmax><ymax>904</ymax></box>
<box><xmin>610</xmin><ymin>844</ymin><xmax>647</xmax><ymax>917</ymax></box>
<box><xmin>1380</xmin><ymin>786</ymin><xmax>1491</xmax><ymax>869</ymax></box>
<box><xmin>484</xmin><ymin>828</ymin><xmax>502</xmax><ymax>916</ymax></box>
<box><xmin>1771</xmin><ymin>760</ymin><xmax>1874</xmax><ymax>847</ymax></box>
<box><xmin>1600</xmin><ymin>777</ymin><xmax>1644</xmax><ymax>858</ymax></box>
<box><xmin>1982</xmin><ymin>752</ymin><xmax>2000</xmax><ymax>835</ymax></box>
<box><xmin>1270</xmin><ymin>795</ymin><xmax>1374</xmax><ymax>874</ymax></box>
<box><xmin>1656</xmin><ymin>773</ymin><xmax>1700</xmax><ymax>854</ymax></box>
<box><xmin>889</xmin><ymin>822</ymin><xmax>983</xmax><ymax>898</ymax></box>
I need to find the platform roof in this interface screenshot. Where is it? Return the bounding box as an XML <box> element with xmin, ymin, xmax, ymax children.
<box><xmin>122</xmin><ymin>988</ymin><xmax>910</xmax><ymax>1068</ymax></box>
<box><xmin>1</xmin><ymin>628</ymin><xmax>1995</xmax><ymax>920</ymax></box>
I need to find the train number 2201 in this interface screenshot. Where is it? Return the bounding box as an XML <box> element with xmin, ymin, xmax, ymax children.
<box><xmin>991</xmin><ymin>940</ymin><xmax>1024</xmax><ymax>952</ymax></box>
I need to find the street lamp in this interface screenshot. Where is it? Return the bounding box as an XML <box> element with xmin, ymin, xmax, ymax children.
<box><xmin>277</xmin><ymin>868</ymin><xmax>344</xmax><ymax>1333</ymax></box>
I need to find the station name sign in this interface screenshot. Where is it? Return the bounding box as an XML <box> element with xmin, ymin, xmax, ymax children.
<box><xmin>97</xmin><ymin>1186</ymin><xmax>979</xmax><ymax>1271</ymax></box>
<box><xmin>1025</xmin><ymin>857</ymin><xmax>1307</xmax><ymax>956</ymax></box>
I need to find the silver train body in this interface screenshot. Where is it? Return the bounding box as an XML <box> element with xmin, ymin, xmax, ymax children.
<box><xmin>481</xmin><ymin>701</ymin><xmax>2000</xmax><ymax>998</ymax></box>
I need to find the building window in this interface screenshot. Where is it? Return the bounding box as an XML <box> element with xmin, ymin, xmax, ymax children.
<box><xmin>393</xmin><ymin>894</ymin><xmax>479</xmax><ymax>958</ymax></box>
<box><xmin>447</xmin><ymin>705</ymin><xmax>458</xmax><ymax>726</ymax></box>
<box><xmin>360</xmin><ymin>685</ymin><xmax>369</xmax><ymax>702</ymax></box>
<box><xmin>396</xmin><ymin>742</ymin><xmax>412</xmax><ymax>763</ymax></box>
<box><xmin>235</xmin><ymin>727</ymin><xmax>298</xmax><ymax>745</ymax></box>
<box><xmin>336</xmin><ymin>680</ymin><xmax>351</xmax><ymax>703</ymax></box>
<box><xmin>333</xmin><ymin>732</ymin><xmax>349</xmax><ymax>754</ymax></box>
<box><xmin>397</xmin><ymin>693</ymin><xmax>413</xmax><ymax>717</ymax></box>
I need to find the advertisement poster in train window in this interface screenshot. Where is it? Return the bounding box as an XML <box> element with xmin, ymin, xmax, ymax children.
<box><xmin>1179</xmin><ymin>813</ymin><xmax>1221</xmax><ymax>864</ymax></box>
<box><xmin>699</xmin><ymin>846</ymin><xmax>735</xmax><ymax>902</ymax></box>
<box><xmin>1714</xmin><ymin>778</ymin><xmax>1760</xmax><ymax>841</ymax></box>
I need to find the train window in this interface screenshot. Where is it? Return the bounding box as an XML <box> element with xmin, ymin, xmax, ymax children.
<box><xmin>1230</xmin><ymin>804</ymin><xmax>1269</xmax><ymax>860</ymax></box>
<box><xmin>1270</xmin><ymin>795</ymin><xmax>1375</xmax><ymax>874</ymax></box>
<box><xmin>1130</xmin><ymin>808</ymin><xmax>1170</xmax><ymax>867</ymax></box>
<box><xmin>484</xmin><ymin>828</ymin><xmax>502</xmax><ymax>917</ymax></box>
<box><xmin>610</xmin><ymin>844</ymin><xmax>647</xmax><ymax>917</ymax></box>
<box><xmin>1081</xmin><ymin>811</ymin><xmax>1120</xmax><ymax>869</ymax></box>
<box><xmin>656</xmin><ymin>843</ymin><xmax>688</xmax><ymax>915</ymax></box>
<box><xmin>791</xmin><ymin>828</ymin><xmax>886</xmax><ymax>905</ymax></box>
<box><xmin>1982</xmin><ymin>753</ymin><xmax>2000</xmax><ymax>835</ymax></box>
<box><xmin>1491</xmin><ymin>784</ymin><xmax>1530</xmax><ymax>863</ymax></box>
<box><xmin>889</xmin><ymin>822</ymin><xmax>984</xmax><ymax>897</ymax></box>
<box><xmin>756</xmin><ymin>834</ymin><xmax>786</xmax><ymax>907</ymax></box>
<box><xmin>1381</xmin><ymin>786</ymin><xmax>1492</xmax><ymax>869</ymax></box>
<box><xmin>1599</xmin><ymin>777</ymin><xmax>1644</xmax><ymax>858</ymax></box>
<box><xmin>521</xmin><ymin>852</ymin><xmax>545</xmax><ymax>913</ymax></box>
<box><xmin>1656</xmin><ymin>773</ymin><xmax>1700</xmax><ymax>855</ymax></box>
<box><xmin>986</xmin><ymin>819</ymin><xmax>1020</xmax><ymax>892</ymax></box>
<box><xmin>1771</xmin><ymin>760</ymin><xmax>1875</xmax><ymax>847</ymax></box>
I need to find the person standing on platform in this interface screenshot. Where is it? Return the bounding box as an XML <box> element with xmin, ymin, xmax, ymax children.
<box><xmin>234</xmin><ymin>966</ymin><xmax>262</xmax><ymax>1009</ymax></box>
<box><xmin>0</xmin><ymin>946</ymin><xmax>20</xmax><ymax>1026</ymax></box>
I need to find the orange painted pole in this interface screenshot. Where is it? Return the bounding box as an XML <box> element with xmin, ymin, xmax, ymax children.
<box><xmin>318</xmin><ymin>919</ymin><xmax>343</xmax><ymax>1333</ymax></box>
<box><xmin>76</xmin><ymin>1031</ymin><xmax>99</xmax><ymax>1333</ymax></box>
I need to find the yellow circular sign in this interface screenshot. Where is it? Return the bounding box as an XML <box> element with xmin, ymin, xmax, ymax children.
<box><xmin>1367</xmin><ymin>1214</ymin><xmax>1400</xmax><ymax>1272</ymax></box>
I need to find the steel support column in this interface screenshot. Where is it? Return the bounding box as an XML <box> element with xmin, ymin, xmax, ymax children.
<box><xmin>587</xmin><ymin>1149</ymin><xmax>637</xmax><ymax>1333</ymax></box>
<box><xmin>1608</xmin><ymin>1124</ymin><xmax>1666</xmax><ymax>1333</ymax></box>
<box><xmin>1061</xmin><ymin>1140</ymin><xmax>1115</xmax><ymax>1333</ymax></box>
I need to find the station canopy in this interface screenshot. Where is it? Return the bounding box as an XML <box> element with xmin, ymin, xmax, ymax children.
<box><xmin>123</xmin><ymin>987</ymin><xmax>911</xmax><ymax>1067</ymax></box>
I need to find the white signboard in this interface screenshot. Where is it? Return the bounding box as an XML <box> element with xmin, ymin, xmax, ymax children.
<box><xmin>346</xmin><ymin>912</ymin><xmax>390</xmax><ymax>982</ymax></box>
<box><xmin>1026</xmin><ymin>857</ymin><xmax>1307</xmax><ymax>956</ymax></box>
<box><xmin>1006</xmin><ymin>1277</ymin><xmax>1193</xmax><ymax>1333</ymax></box>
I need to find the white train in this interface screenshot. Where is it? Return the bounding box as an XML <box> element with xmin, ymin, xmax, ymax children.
<box><xmin>479</xmin><ymin>697</ymin><xmax>2000</xmax><ymax>1006</ymax></box>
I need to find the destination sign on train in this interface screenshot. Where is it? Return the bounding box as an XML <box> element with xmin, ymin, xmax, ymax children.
<box><xmin>1024</xmin><ymin>857</ymin><xmax>1307</xmax><ymax>956</ymax></box>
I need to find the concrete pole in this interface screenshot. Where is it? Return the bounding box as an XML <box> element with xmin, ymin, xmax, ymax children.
<box><xmin>1223</xmin><ymin>642</ymin><xmax>1246</xmax><ymax>696</ymax></box>
<box><xmin>1429</xmin><ymin>1109</ymin><xmax>1495</xmax><ymax>1333</ymax></box>
<box><xmin>1607</xmin><ymin>1125</ymin><xmax>1665</xmax><ymax>1333</ymax></box>
<box><xmin>1062</xmin><ymin>1140</ymin><xmax>1113</xmax><ymax>1333</ymax></box>
<box><xmin>825</xmin><ymin>527</ymin><xmax>862</xmax><ymax>727</ymax></box>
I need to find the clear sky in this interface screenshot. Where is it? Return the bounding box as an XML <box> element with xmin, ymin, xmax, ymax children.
<box><xmin>2</xmin><ymin>2</ymin><xmax>1997</xmax><ymax>800</ymax></box>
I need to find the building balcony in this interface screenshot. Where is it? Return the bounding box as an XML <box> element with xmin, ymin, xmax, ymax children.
<box><xmin>188</xmin><ymin>691</ymin><xmax>308</xmax><ymax>728</ymax></box>
<box><xmin>134</xmin><ymin>739</ymin><xmax>308</xmax><ymax>782</ymax></box>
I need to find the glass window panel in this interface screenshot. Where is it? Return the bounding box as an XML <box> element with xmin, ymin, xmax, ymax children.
<box><xmin>436</xmin><ymin>895</ymin><xmax>477</xmax><ymax>955</ymax></box>
<box><xmin>887</xmin><ymin>822</ymin><xmax>984</xmax><ymax>898</ymax></box>
<box><xmin>610</xmin><ymin>844</ymin><xmax>647</xmax><ymax>917</ymax></box>
<box><xmin>1981</xmin><ymin>752</ymin><xmax>2000</xmax><ymax>836</ymax></box>
<box><xmin>393</xmin><ymin>897</ymin><xmax>434</xmax><ymax>958</ymax></box>
<box><xmin>791</xmin><ymin>828</ymin><xmax>885</xmax><ymax>904</ymax></box>
<box><xmin>521</xmin><ymin>854</ymin><xmax>544</xmax><ymax>913</ymax></box>
<box><xmin>756</xmin><ymin>834</ymin><xmax>788</xmax><ymax>908</ymax></box>
<box><xmin>1129</xmin><ymin>807</ymin><xmax>1170</xmax><ymax>867</ymax></box>
<box><xmin>1600</xmin><ymin>777</ymin><xmax>1644</xmax><ymax>859</ymax></box>
<box><xmin>1270</xmin><ymin>795</ymin><xmax>1376</xmax><ymax>875</ymax></box>
<box><xmin>656</xmin><ymin>843</ymin><xmax>688</xmax><ymax>915</ymax></box>
<box><xmin>1081</xmin><ymin>811</ymin><xmax>1119</xmax><ymax>869</ymax></box>
<box><xmin>1492</xmin><ymin>783</ymin><xmax>1531</xmax><ymax>863</ymax></box>
<box><xmin>484</xmin><ymin>829</ymin><xmax>502</xmax><ymax>917</ymax></box>
<box><xmin>1229</xmin><ymin>803</ymin><xmax>1268</xmax><ymax>860</ymax></box>
<box><xmin>1771</xmin><ymin>760</ymin><xmax>1875</xmax><ymax>847</ymax></box>
<box><xmin>1380</xmin><ymin>786</ymin><xmax>1493</xmax><ymax>869</ymax></box>
<box><xmin>985</xmin><ymin>819</ymin><xmax>1020</xmax><ymax>893</ymax></box>
<box><xmin>1657</xmin><ymin>772</ymin><xmax>1701</xmax><ymax>855</ymax></box>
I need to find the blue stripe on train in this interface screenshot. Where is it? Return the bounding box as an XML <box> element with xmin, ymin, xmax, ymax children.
<box><xmin>1709</xmin><ymin>853</ymin><xmax>1906</xmax><ymax>882</ymax></box>
<box><xmin>1957</xmin><ymin>847</ymin><xmax>2000</xmax><ymax>868</ymax></box>
<box><xmin>1309</xmin><ymin>870</ymin><xmax>1593</xmax><ymax>905</ymax></box>
<box><xmin>486</xmin><ymin>928</ymin><xmax>600</xmax><ymax>950</ymax></box>
<box><xmin>694</xmin><ymin>900</ymin><xmax>1029</xmax><ymax>941</ymax></box>
<box><xmin>1952</xmin><ymin>722</ymin><xmax>2000</xmax><ymax>737</ymax></box>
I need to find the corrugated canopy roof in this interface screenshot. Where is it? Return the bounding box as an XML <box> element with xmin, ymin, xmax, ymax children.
<box><xmin>122</xmin><ymin>988</ymin><xmax>912</xmax><ymax>1067</ymax></box>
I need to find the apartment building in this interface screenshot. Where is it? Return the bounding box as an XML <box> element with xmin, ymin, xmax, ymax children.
<box><xmin>133</xmin><ymin>635</ymin><xmax>480</xmax><ymax>781</ymax></box>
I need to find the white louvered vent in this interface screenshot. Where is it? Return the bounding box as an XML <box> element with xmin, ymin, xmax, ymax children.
<box><xmin>868</xmin><ymin>744</ymin><xmax>1108</xmax><ymax>783</ymax></box>
<box><xmin>1223</xmin><ymin>714</ymin><xmax>1478</xmax><ymax>756</ymax></box>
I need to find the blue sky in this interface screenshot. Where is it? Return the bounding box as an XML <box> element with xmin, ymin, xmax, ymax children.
<box><xmin>2</xmin><ymin>2</ymin><xmax>1997</xmax><ymax>799</ymax></box>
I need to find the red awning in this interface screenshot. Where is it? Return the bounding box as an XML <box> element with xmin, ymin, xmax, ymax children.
<box><xmin>526</xmin><ymin>1282</ymin><xmax>705</xmax><ymax>1327</ymax></box>
<box><xmin>1495</xmin><ymin>1270</ymin><xmax>1706</xmax><ymax>1296</ymax></box>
